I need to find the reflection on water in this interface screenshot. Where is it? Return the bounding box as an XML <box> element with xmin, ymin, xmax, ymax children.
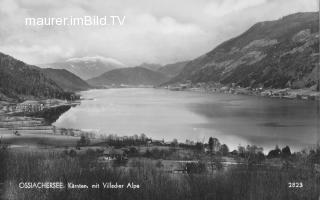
<box><xmin>54</xmin><ymin>88</ymin><xmax>319</xmax><ymax>151</ymax></box>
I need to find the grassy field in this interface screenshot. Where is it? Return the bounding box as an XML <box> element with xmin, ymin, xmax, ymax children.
<box><xmin>1</xmin><ymin>146</ymin><xmax>319</xmax><ymax>200</ymax></box>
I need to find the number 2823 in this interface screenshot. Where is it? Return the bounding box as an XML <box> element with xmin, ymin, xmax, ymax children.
<box><xmin>288</xmin><ymin>182</ymin><xmax>303</xmax><ymax>188</ymax></box>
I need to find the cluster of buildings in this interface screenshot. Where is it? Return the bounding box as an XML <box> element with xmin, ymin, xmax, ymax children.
<box><xmin>2</xmin><ymin>103</ymin><xmax>45</xmax><ymax>113</ymax></box>
<box><xmin>165</xmin><ymin>81</ymin><xmax>320</xmax><ymax>101</ymax></box>
<box><xmin>1</xmin><ymin>99</ymin><xmax>70</xmax><ymax>114</ymax></box>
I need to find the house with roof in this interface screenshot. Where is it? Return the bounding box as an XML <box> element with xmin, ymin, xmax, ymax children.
<box><xmin>99</xmin><ymin>148</ymin><xmax>128</xmax><ymax>162</ymax></box>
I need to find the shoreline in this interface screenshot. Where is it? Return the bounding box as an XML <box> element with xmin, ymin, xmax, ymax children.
<box><xmin>160</xmin><ymin>83</ymin><xmax>320</xmax><ymax>101</ymax></box>
<box><xmin>1</xmin><ymin>87</ymin><xmax>318</xmax><ymax>153</ymax></box>
<box><xmin>0</xmin><ymin>99</ymin><xmax>82</xmax><ymax>141</ymax></box>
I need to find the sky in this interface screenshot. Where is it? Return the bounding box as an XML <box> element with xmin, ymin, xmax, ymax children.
<box><xmin>0</xmin><ymin>0</ymin><xmax>318</xmax><ymax>66</ymax></box>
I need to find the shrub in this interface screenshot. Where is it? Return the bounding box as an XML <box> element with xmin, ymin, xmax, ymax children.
<box><xmin>128</xmin><ymin>147</ymin><xmax>138</xmax><ymax>156</ymax></box>
<box><xmin>219</xmin><ymin>144</ymin><xmax>229</xmax><ymax>156</ymax></box>
<box><xmin>77</xmin><ymin>135</ymin><xmax>90</xmax><ymax>147</ymax></box>
<box><xmin>281</xmin><ymin>146</ymin><xmax>291</xmax><ymax>158</ymax></box>
<box><xmin>267</xmin><ymin>147</ymin><xmax>281</xmax><ymax>158</ymax></box>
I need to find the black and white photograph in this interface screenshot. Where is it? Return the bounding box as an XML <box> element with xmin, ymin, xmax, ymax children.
<box><xmin>0</xmin><ymin>0</ymin><xmax>319</xmax><ymax>199</ymax></box>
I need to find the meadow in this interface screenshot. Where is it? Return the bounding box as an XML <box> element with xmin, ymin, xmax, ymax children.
<box><xmin>0</xmin><ymin>144</ymin><xmax>319</xmax><ymax>200</ymax></box>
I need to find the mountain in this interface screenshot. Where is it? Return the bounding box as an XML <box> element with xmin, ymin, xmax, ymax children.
<box><xmin>135</xmin><ymin>61</ymin><xmax>187</xmax><ymax>78</ymax></box>
<box><xmin>0</xmin><ymin>52</ymin><xmax>73</xmax><ymax>101</ymax></box>
<box><xmin>42</xmin><ymin>68</ymin><xmax>92</xmax><ymax>92</ymax></box>
<box><xmin>158</xmin><ymin>61</ymin><xmax>189</xmax><ymax>78</ymax></box>
<box><xmin>87</xmin><ymin>67</ymin><xmax>169</xmax><ymax>86</ymax></box>
<box><xmin>41</xmin><ymin>56</ymin><xmax>125</xmax><ymax>80</ymax></box>
<box><xmin>170</xmin><ymin>12</ymin><xmax>319</xmax><ymax>89</ymax></box>
<box><xmin>137</xmin><ymin>63</ymin><xmax>163</xmax><ymax>71</ymax></box>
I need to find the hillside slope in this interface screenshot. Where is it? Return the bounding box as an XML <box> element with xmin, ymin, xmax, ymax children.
<box><xmin>137</xmin><ymin>63</ymin><xmax>163</xmax><ymax>71</ymax></box>
<box><xmin>135</xmin><ymin>61</ymin><xmax>188</xmax><ymax>78</ymax></box>
<box><xmin>158</xmin><ymin>61</ymin><xmax>189</xmax><ymax>78</ymax></box>
<box><xmin>42</xmin><ymin>68</ymin><xmax>92</xmax><ymax>92</ymax></box>
<box><xmin>170</xmin><ymin>12</ymin><xmax>319</xmax><ymax>89</ymax></box>
<box><xmin>0</xmin><ymin>52</ymin><xmax>73</xmax><ymax>101</ymax></box>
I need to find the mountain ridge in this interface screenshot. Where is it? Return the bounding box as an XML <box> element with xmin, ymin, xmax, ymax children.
<box><xmin>41</xmin><ymin>56</ymin><xmax>125</xmax><ymax>80</ymax></box>
<box><xmin>87</xmin><ymin>67</ymin><xmax>169</xmax><ymax>86</ymax></box>
<box><xmin>0</xmin><ymin>52</ymin><xmax>74</xmax><ymax>101</ymax></box>
<box><xmin>158</xmin><ymin>61</ymin><xmax>189</xmax><ymax>78</ymax></box>
<box><xmin>168</xmin><ymin>12</ymin><xmax>319</xmax><ymax>89</ymax></box>
<box><xmin>41</xmin><ymin>68</ymin><xmax>92</xmax><ymax>92</ymax></box>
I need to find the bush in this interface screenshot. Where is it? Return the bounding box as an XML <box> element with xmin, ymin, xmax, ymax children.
<box><xmin>267</xmin><ymin>148</ymin><xmax>281</xmax><ymax>158</ymax></box>
<box><xmin>248</xmin><ymin>152</ymin><xmax>265</xmax><ymax>166</ymax></box>
<box><xmin>128</xmin><ymin>147</ymin><xmax>138</xmax><ymax>156</ymax></box>
<box><xmin>77</xmin><ymin>135</ymin><xmax>90</xmax><ymax>147</ymax></box>
<box><xmin>307</xmin><ymin>148</ymin><xmax>320</xmax><ymax>165</ymax></box>
<box><xmin>219</xmin><ymin>144</ymin><xmax>229</xmax><ymax>156</ymax></box>
<box><xmin>281</xmin><ymin>146</ymin><xmax>291</xmax><ymax>158</ymax></box>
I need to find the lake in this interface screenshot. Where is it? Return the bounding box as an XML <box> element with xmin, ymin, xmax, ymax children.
<box><xmin>54</xmin><ymin>88</ymin><xmax>319</xmax><ymax>151</ymax></box>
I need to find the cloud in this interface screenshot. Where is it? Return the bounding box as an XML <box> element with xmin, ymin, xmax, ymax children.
<box><xmin>66</xmin><ymin>56</ymin><xmax>125</xmax><ymax>66</ymax></box>
<box><xmin>0</xmin><ymin>0</ymin><xmax>317</xmax><ymax>66</ymax></box>
<box><xmin>204</xmin><ymin>0</ymin><xmax>267</xmax><ymax>17</ymax></box>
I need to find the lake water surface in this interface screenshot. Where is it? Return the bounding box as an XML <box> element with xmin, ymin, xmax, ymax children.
<box><xmin>54</xmin><ymin>88</ymin><xmax>319</xmax><ymax>151</ymax></box>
